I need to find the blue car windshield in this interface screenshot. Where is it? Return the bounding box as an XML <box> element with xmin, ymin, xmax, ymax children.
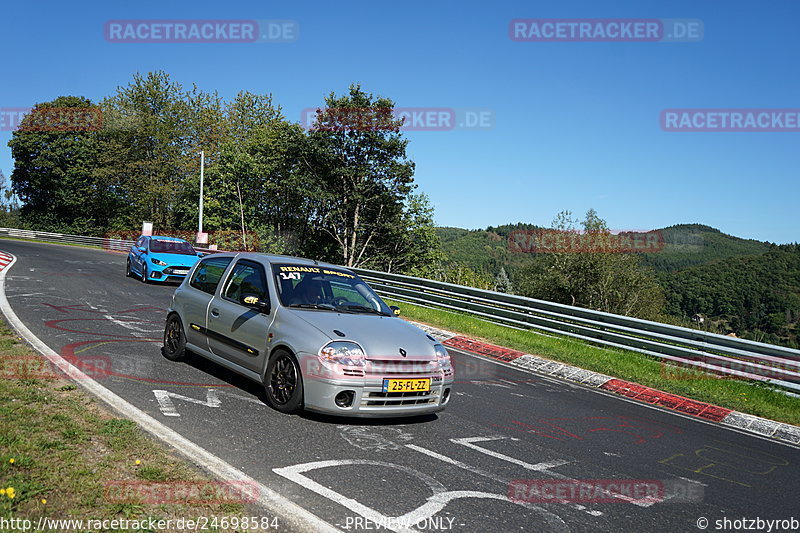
<box><xmin>149</xmin><ymin>239</ymin><xmax>196</xmax><ymax>255</ymax></box>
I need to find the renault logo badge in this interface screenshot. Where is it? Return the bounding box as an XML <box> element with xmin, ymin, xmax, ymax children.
<box><xmin>399</xmin><ymin>348</ymin><xmax>407</xmax><ymax>357</ymax></box>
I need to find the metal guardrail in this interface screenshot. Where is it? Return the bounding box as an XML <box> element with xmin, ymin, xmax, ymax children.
<box><xmin>351</xmin><ymin>267</ymin><xmax>800</xmax><ymax>393</ymax></box>
<box><xmin>0</xmin><ymin>227</ymin><xmax>135</xmax><ymax>251</ymax></box>
<box><xmin>2</xmin><ymin>226</ymin><xmax>798</xmax><ymax>392</ymax></box>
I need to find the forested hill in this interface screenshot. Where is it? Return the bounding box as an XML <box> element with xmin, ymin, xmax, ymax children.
<box><xmin>436</xmin><ymin>223</ymin><xmax>774</xmax><ymax>274</ymax></box>
<box><xmin>436</xmin><ymin>222</ymin><xmax>797</xmax><ymax>346</ymax></box>
<box><xmin>639</xmin><ymin>224</ymin><xmax>772</xmax><ymax>272</ymax></box>
<box><xmin>660</xmin><ymin>244</ymin><xmax>800</xmax><ymax>347</ymax></box>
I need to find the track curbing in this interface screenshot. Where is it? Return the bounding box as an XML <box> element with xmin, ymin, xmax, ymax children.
<box><xmin>408</xmin><ymin>322</ymin><xmax>800</xmax><ymax>446</ymax></box>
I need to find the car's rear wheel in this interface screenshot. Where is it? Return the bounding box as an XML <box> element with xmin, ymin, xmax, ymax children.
<box><xmin>162</xmin><ymin>314</ymin><xmax>187</xmax><ymax>362</ymax></box>
<box><xmin>265</xmin><ymin>350</ymin><xmax>304</xmax><ymax>414</ymax></box>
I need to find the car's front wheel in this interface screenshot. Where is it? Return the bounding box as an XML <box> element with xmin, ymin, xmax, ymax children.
<box><xmin>141</xmin><ymin>264</ymin><xmax>149</xmax><ymax>283</ymax></box>
<box><xmin>264</xmin><ymin>350</ymin><xmax>304</xmax><ymax>414</ymax></box>
<box><xmin>126</xmin><ymin>258</ymin><xmax>132</xmax><ymax>277</ymax></box>
<box><xmin>162</xmin><ymin>314</ymin><xmax>188</xmax><ymax>362</ymax></box>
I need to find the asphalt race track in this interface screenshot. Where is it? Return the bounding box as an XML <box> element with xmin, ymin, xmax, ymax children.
<box><xmin>1</xmin><ymin>239</ymin><xmax>798</xmax><ymax>533</ymax></box>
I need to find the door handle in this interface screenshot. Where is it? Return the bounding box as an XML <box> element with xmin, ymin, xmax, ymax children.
<box><xmin>211</xmin><ymin>308</ymin><xmax>220</xmax><ymax>317</ymax></box>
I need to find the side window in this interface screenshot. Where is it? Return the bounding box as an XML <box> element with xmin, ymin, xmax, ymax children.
<box><xmin>135</xmin><ymin>237</ymin><xmax>144</xmax><ymax>248</ymax></box>
<box><xmin>223</xmin><ymin>261</ymin><xmax>268</xmax><ymax>304</ymax></box>
<box><xmin>190</xmin><ymin>257</ymin><xmax>233</xmax><ymax>295</ymax></box>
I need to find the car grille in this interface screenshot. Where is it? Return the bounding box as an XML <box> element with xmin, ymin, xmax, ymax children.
<box><xmin>366</xmin><ymin>359</ymin><xmax>438</xmax><ymax>375</ymax></box>
<box><xmin>361</xmin><ymin>389</ymin><xmax>440</xmax><ymax>407</ymax></box>
<box><xmin>163</xmin><ymin>266</ymin><xmax>191</xmax><ymax>275</ymax></box>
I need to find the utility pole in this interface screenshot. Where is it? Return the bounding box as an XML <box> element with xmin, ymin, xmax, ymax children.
<box><xmin>198</xmin><ymin>151</ymin><xmax>205</xmax><ymax>234</ymax></box>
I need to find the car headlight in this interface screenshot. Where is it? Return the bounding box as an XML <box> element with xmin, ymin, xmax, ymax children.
<box><xmin>434</xmin><ymin>344</ymin><xmax>452</xmax><ymax>370</ymax></box>
<box><xmin>319</xmin><ymin>341</ymin><xmax>366</xmax><ymax>367</ymax></box>
<box><xmin>150</xmin><ymin>258</ymin><xmax>168</xmax><ymax>266</ymax></box>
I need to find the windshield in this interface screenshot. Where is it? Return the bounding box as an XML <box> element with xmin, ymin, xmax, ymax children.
<box><xmin>272</xmin><ymin>264</ymin><xmax>392</xmax><ymax>315</ymax></box>
<box><xmin>149</xmin><ymin>239</ymin><xmax>196</xmax><ymax>255</ymax></box>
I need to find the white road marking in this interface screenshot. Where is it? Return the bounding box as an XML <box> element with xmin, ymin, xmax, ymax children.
<box><xmin>103</xmin><ymin>314</ymin><xmax>160</xmax><ymax>334</ymax></box>
<box><xmin>406</xmin><ymin>443</ymin><xmax>602</xmax><ymax>517</ymax></box>
<box><xmin>452</xmin><ymin>437</ymin><xmax>571</xmax><ymax>471</ymax></box>
<box><xmin>274</xmin><ymin>460</ymin><xmax>429</xmax><ymax>533</ymax></box>
<box><xmin>274</xmin><ymin>459</ymin><xmax>568</xmax><ymax>532</ymax></box>
<box><xmin>153</xmin><ymin>389</ymin><xmax>221</xmax><ymax>417</ymax></box>
<box><xmin>453</xmin><ymin>436</ymin><xmax>656</xmax><ymax>508</ymax></box>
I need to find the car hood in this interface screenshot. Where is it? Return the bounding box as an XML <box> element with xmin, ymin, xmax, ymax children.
<box><xmin>150</xmin><ymin>253</ymin><xmax>199</xmax><ymax>268</ymax></box>
<box><xmin>288</xmin><ymin>310</ymin><xmax>438</xmax><ymax>360</ymax></box>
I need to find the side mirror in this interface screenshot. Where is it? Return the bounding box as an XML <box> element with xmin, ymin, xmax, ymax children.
<box><xmin>390</xmin><ymin>306</ymin><xmax>401</xmax><ymax>316</ymax></box>
<box><xmin>241</xmin><ymin>293</ymin><xmax>271</xmax><ymax>314</ymax></box>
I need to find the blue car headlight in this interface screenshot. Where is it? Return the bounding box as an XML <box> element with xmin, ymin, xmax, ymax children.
<box><xmin>150</xmin><ymin>258</ymin><xmax>168</xmax><ymax>266</ymax></box>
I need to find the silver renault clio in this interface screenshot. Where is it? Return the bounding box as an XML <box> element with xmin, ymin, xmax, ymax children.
<box><xmin>162</xmin><ymin>252</ymin><xmax>454</xmax><ymax>417</ymax></box>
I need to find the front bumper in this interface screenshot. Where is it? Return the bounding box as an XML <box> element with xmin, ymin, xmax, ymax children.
<box><xmin>302</xmin><ymin>370</ymin><xmax>455</xmax><ymax>418</ymax></box>
<box><xmin>148</xmin><ymin>265</ymin><xmax>192</xmax><ymax>283</ymax></box>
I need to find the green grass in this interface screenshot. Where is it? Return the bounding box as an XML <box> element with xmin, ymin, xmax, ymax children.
<box><xmin>387</xmin><ymin>298</ymin><xmax>800</xmax><ymax>426</ymax></box>
<box><xmin>0</xmin><ymin>320</ymin><xmax>254</xmax><ymax>531</ymax></box>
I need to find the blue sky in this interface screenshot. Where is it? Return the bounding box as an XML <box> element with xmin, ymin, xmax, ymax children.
<box><xmin>1</xmin><ymin>0</ymin><xmax>798</xmax><ymax>243</ymax></box>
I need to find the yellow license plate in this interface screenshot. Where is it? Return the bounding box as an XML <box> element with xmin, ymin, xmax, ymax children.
<box><xmin>382</xmin><ymin>378</ymin><xmax>430</xmax><ymax>393</ymax></box>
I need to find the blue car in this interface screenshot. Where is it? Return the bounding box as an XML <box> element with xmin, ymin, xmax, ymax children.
<box><xmin>126</xmin><ymin>235</ymin><xmax>201</xmax><ymax>284</ymax></box>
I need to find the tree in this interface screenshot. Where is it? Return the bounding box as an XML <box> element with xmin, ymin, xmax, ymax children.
<box><xmin>212</xmin><ymin>119</ymin><xmax>321</xmax><ymax>254</ymax></box>
<box><xmin>8</xmin><ymin>96</ymin><xmax>112</xmax><ymax>233</ymax></box>
<box><xmin>308</xmin><ymin>84</ymin><xmax>415</xmax><ymax>267</ymax></box>
<box><xmin>97</xmin><ymin>71</ymin><xmax>199</xmax><ymax>230</ymax></box>
<box><xmin>7</xmin><ymin>74</ymin><xmax>439</xmax><ymax>276</ymax></box>
<box><xmin>515</xmin><ymin>209</ymin><xmax>665</xmax><ymax>320</ymax></box>
<box><xmin>495</xmin><ymin>267</ymin><xmax>513</xmax><ymax>293</ymax></box>
<box><xmin>373</xmin><ymin>192</ymin><xmax>444</xmax><ymax>275</ymax></box>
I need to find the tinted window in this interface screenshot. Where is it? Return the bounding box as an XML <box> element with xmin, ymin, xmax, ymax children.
<box><xmin>272</xmin><ymin>263</ymin><xmax>391</xmax><ymax>315</ymax></box>
<box><xmin>150</xmin><ymin>239</ymin><xmax>196</xmax><ymax>255</ymax></box>
<box><xmin>190</xmin><ymin>257</ymin><xmax>233</xmax><ymax>295</ymax></box>
<box><xmin>223</xmin><ymin>261</ymin><xmax>268</xmax><ymax>303</ymax></box>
